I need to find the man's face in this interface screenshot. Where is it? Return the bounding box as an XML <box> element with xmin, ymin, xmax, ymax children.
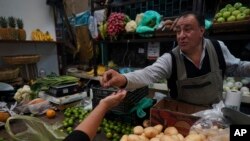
<box><xmin>175</xmin><ymin>15</ymin><xmax>205</xmax><ymax>53</ymax></box>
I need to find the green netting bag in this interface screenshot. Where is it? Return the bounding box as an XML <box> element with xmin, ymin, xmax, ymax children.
<box><xmin>5</xmin><ymin>115</ymin><xmax>67</xmax><ymax>141</ymax></box>
<box><xmin>136</xmin><ymin>10</ymin><xmax>161</xmax><ymax>37</ymax></box>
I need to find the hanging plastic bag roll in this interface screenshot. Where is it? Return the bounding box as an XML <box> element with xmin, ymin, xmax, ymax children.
<box><xmin>225</xmin><ymin>90</ymin><xmax>242</xmax><ymax>111</ymax></box>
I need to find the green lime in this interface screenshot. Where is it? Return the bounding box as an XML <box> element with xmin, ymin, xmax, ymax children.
<box><xmin>106</xmin><ymin>132</ymin><xmax>112</xmax><ymax>139</ymax></box>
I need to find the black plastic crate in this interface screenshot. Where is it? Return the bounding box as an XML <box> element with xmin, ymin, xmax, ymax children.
<box><xmin>104</xmin><ymin>98</ymin><xmax>156</xmax><ymax>125</ymax></box>
<box><xmin>92</xmin><ymin>86</ymin><xmax>148</xmax><ymax>113</ymax></box>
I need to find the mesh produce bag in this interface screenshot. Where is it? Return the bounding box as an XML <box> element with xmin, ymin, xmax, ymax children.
<box><xmin>5</xmin><ymin>115</ymin><xmax>67</xmax><ymax>141</ymax></box>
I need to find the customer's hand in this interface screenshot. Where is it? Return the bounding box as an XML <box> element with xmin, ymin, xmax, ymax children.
<box><xmin>100</xmin><ymin>69</ymin><xmax>127</xmax><ymax>88</ymax></box>
<box><xmin>99</xmin><ymin>89</ymin><xmax>127</xmax><ymax>110</ymax></box>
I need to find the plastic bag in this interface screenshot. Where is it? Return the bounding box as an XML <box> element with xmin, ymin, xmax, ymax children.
<box><xmin>28</xmin><ymin>100</ymin><xmax>52</xmax><ymax>115</ymax></box>
<box><xmin>69</xmin><ymin>11</ymin><xmax>90</xmax><ymax>26</ymax></box>
<box><xmin>190</xmin><ymin>101</ymin><xmax>230</xmax><ymax>141</ymax></box>
<box><xmin>15</xmin><ymin>100</ymin><xmax>52</xmax><ymax>115</ymax></box>
<box><xmin>5</xmin><ymin>115</ymin><xmax>67</xmax><ymax>141</ymax></box>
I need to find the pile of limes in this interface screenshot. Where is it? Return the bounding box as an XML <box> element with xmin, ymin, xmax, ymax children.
<box><xmin>62</xmin><ymin>107</ymin><xmax>90</xmax><ymax>133</ymax></box>
<box><xmin>100</xmin><ymin>118</ymin><xmax>133</xmax><ymax>141</ymax></box>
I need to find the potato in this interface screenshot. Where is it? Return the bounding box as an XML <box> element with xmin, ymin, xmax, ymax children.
<box><xmin>160</xmin><ymin>135</ymin><xmax>176</xmax><ymax>141</ymax></box>
<box><xmin>153</xmin><ymin>124</ymin><xmax>163</xmax><ymax>133</ymax></box>
<box><xmin>134</xmin><ymin>126</ymin><xmax>144</xmax><ymax>135</ymax></box>
<box><xmin>156</xmin><ymin>133</ymin><xmax>164</xmax><ymax>138</ymax></box>
<box><xmin>184</xmin><ymin>134</ymin><xmax>202</xmax><ymax>141</ymax></box>
<box><xmin>150</xmin><ymin>137</ymin><xmax>160</xmax><ymax>141</ymax></box>
<box><xmin>120</xmin><ymin>135</ymin><xmax>128</xmax><ymax>141</ymax></box>
<box><xmin>171</xmin><ymin>135</ymin><xmax>180</xmax><ymax>141</ymax></box>
<box><xmin>139</xmin><ymin>135</ymin><xmax>149</xmax><ymax>141</ymax></box>
<box><xmin>128</xmin><ymin>134</ymin><xmax>140</xmax><ymax>141</ymax></box>
<box><xmin>143</xmin><ymin>119</ymin><xmax>150</xmax><ymax>128</ymax></box>
<box><xmin>144</xmin><ymin>127</ymin><xmax>158</xmax><ymax>139</ymax></box>
<box><xmin>189</xmin><ymin>130</ymin><xmax>198</xmax><ymax>135</ymax></box>
<box><xmin>164</xmin><ymin>127</ymin><xmax>178</xmax><ymax>135</ymax></box>
<box><xmin>177</xmin><ymin>134</ymin><xmax>184</xmax><ymax>141</ymax></box>
<box><xmin>199</xmin><ymin>134</ymin><xmax>206</xmax><ymax>141</ymax></box>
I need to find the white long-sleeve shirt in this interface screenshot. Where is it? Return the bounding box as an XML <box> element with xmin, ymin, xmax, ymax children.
<box><xmin>123</xmin><ymin>38</ymin><xmax>250</xmax><ymax>90</ymax></box>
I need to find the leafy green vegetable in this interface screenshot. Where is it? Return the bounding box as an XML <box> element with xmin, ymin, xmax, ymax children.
<box><xmin>31</xmin><ymin>75</ymin><xmax>79</xmax><ymax>93</ymax></box>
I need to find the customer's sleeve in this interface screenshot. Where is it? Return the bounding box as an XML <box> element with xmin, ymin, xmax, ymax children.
<box><xmin>63</xmin><ymin>130</ymin><xmax>90</xmax><ymax>141</ymax></box>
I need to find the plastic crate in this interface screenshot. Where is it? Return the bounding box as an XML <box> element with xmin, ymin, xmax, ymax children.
<box><xmin>92</xmin><ymin>86</ymin><xmax>148</xmax><ymax>113</ymax></box>
<box><xmin>110</xmin><ymin>0</ymin><xmax>195</xmax><ymax>19</ymax></box>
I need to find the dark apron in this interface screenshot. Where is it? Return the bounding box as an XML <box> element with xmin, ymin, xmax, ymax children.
<box><xmin>172</xmin><ymin>40</ymin><xmax>223</xmax><ymax>105</ymax></box>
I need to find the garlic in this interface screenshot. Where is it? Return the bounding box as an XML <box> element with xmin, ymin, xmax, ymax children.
<box><xmin>234</xmin><ymin>81</ymin><xmax>243</xmax><ymax>88</ymax></box>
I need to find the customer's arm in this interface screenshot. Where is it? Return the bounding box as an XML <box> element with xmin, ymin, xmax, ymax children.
<box><xmin>64</xmin><ymin>90</ymin><xmax>127</xmax><ymax>141</ymax></box>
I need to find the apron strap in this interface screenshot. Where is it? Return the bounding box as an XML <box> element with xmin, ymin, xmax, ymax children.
<box><xmin>172</xmin><ymin>47</ymin><xmax>187</xmax><ymax>80</ymax></box>
<box><xmin>205</xmin><ymin>39</ymin><xmax>220</xmax><ymax>72</ymax></box>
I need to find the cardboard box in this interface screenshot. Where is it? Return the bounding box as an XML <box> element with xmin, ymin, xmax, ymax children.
<box><xmin>150</xmin><ymin>98</ymin><xmax>208</xmax><ymax>136</ymax></box>
<box><xmin>65</xmin><ymin>0</ymin><xmax>89</xmax><ymax>16</ymax></box>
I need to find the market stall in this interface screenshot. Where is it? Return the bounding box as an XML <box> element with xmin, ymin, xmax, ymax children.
<box><xmin>1</xmin><ymin>0</ymin><xmax>250</xmax><ymax>141</ymax></box>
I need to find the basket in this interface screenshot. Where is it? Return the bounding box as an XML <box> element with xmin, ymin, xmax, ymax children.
<box><xmin>92</xmin><ymin>86</ymin><xmax>148</xmax><ymax>113</ymax></box>
<box><xmin>2</xmin><ymin>55</ymin><xmax>40</xmax><ymax>65</ymax></box>
<box><xmin>0</xmin><ymin>67</ymin><xmax>19</xmax><ymax>81</ymax></box>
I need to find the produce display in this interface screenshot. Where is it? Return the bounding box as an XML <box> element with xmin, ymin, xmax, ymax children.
<box><xmin>8</xmin><ymin>16</ymin><xmax>17</xmax><ymax>40</ymax></box>
<box><xmin>31</xmin><ymin>75</ymin><xmax>79</xmax><ymax>93</ymax></box>
<box><xmin>101</xmin><ymin>118</ymin><xmax>133</xmax><ymax>141</ymax></box>
<box><xmin>106</xmin><ymin>12</ymin><xmax>130</xmax><ymax>39</ymax></box>
<box><xmin>16</xmin><ymin>18</ymin><xmax>26</xmax><ymax>40</ymax></box>
<box><xmin>61</xmin><ymin>106</ymin><xmax>134</xmax><ymax>140</ymax></box>
<box><xmin>223</xmin><ymin>77</ymin><xmax>250</xmax><ymax>96</ymax></box>
<box><xmin>214</xmin><ymin>2</ymin><xmax>250</xmax><ymax>23</ymax></box>
<box><xmin>14</xmin><ymin>85</ymin><xmax>34</xmax><ymax>102</ymax></box>
<box><xmin>86</xmin><ymin>64</ymin><xmax>107</xmax><ymax>76</ymax></box>
<box><xmin>0</xmin><ymin>17</ymin><xmax>9</xmax><ymax>39</ymax></box>
<box><xmin>0</xmin><ymin>16</ymin><xmax>26</xmax><ymax>40</ymax></box>
<box><xmin>61</xmin><ymin>107</ymin><xmax>91</xmax><ymax>133</ymax></box>
<box><xmin>31</xmin><ymin>29</ymin><xmax>54</xmax><ymax>41</ymax></box>
<box><xmin>120</xmin><ymin>124</ymin><xmax>229</xmax><ymax>141</ymax></box>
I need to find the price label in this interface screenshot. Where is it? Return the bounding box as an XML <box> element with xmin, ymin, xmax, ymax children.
<box><xmin>147</xmin><ymin>42</ymin><xmax>160</xmax><ymax>60</ymax></box>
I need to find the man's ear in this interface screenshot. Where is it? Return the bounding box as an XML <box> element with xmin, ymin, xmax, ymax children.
<box><xmin>200</xmin><ymin>26</ymin><xmax>205</xmax><ymax>34</ymax></box>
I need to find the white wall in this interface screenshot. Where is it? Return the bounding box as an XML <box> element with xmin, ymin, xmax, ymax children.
<box><xmin>0</xmin><ymin>0</ymin><xmax>59</xmax><ymax>75</ymax></box>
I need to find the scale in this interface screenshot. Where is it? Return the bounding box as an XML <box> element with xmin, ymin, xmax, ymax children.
<box><xmin>47</xmin><ymin>83</ymin><xmax>81</xmax><ymax>97</ymax></box>
<box><xmin>222</xmin><ymin>107</ymin><xmax>250</xmax><ymax>124</ymax></box>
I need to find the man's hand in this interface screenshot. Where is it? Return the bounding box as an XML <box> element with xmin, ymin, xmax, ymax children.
<box><xmin>162</xmin><ymin>17</ymin><xmax>179</xmax><ymax>31</ymax></box>
<box><xmin>100</xmin><ymin>69</ymin><xmax>127</xmax><ymax>88</ymax></box>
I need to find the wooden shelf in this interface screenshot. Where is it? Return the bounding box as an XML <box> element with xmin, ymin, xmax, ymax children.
<box><xmin>110</xmin><ymin>0</ymin><xmax>147</xmax><ymax>7</ymax></box>
<box><xmin>207</xmin><ymin>33</ymin><xmax>250</xmax><ymax>41</ymax></box>
<box><xmin>95</xmin><ymin>33</ymin><xmax>250</xmax><ymax>44</ymax></box>
<box><xmin>0</xmin><ymin>40</ymin><xmax>58</xmax><ymax>44</ymax></box>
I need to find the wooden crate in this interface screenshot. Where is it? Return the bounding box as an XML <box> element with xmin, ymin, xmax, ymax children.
<box><xmin>212</xmin><ymin>18</ymin><xmax>250</xmax><ymax>33</ymax></box>
<box><xmin>212</xmin><ymin>0</ymin><xmax>250</xmax><ymax>33</ymax></box>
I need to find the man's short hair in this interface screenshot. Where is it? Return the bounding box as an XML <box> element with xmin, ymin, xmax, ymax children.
<box><xmin>179</xmin><ymin>11</ymin><xmax>205</xmax><ymax>27</ymax></box>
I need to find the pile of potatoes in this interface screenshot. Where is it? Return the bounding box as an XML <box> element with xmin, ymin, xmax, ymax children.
<box><xmin>120</xmin><ymin>124</ymin><xmax>229</xmax><ymax>141</ymax></box>
<box><xmin>190</xmin><ymin>124</ymin><xmax>229</xmax><ymax>141</ymax></box>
